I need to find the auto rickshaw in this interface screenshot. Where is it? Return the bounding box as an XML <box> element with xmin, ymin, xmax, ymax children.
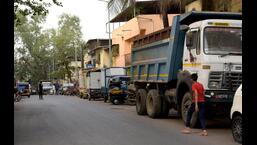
<box><xmin>108</xmin><ymin>76</ymin><xmax>131</xmax><ymax>105</ymax></box>
<box><xmin>16</xmin><ymin>82</ymin><xmax>31</xmax><ymax>98</ymax></box>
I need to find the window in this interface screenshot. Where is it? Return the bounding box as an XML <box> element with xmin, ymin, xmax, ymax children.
<box><xmin>203</xmin><ymin>27</ymin><xmax>242</xmax><ymax>55</ymax></box>
<box><xmin>112</xmin><ymin>44</ymin><xmax>119</xmax><ymax>57</ymax></box>
<box><xmin>96</xmin><ymin>54</ymin><xmax>100</xmax><ymax>64</ymax></box>
<box><xmin>196</xmin><ymin>31</ymin><xmax>200</xmax><ymax>55</ymax></box>
<box><xmin>189</xmin><ymin>30</ymin><xmax>200</xmax><ymax>55</ymax></box>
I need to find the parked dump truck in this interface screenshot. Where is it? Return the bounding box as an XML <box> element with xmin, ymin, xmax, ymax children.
<box><xmin>131</xmin><ymin>11</ymin><xmax>242</xmax><ymax>127</ymax></box>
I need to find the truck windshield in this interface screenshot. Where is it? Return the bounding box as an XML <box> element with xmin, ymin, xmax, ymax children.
<box><xmin>204</xmin><ymin>27</ymin><xmax>242</xmax><ymax>55</ymax></box>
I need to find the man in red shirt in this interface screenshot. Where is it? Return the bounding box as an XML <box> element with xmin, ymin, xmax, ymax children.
<box><xmin>181</xmin><ymin>73</ymin><xmax>208</xmax><ymax>136</ymax></box>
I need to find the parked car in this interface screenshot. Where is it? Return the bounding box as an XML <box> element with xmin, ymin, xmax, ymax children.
<box><xmin>30</xmin><ymin>86</ymin><xmax>37</xmax><ymax>95</ymax></box>
<box><xmin>16</xmin><ymin>82</ymin><xmax>31</xmax><ymax>98</ymax></box>
<box><xmin>230</xmin><ymin>84</ymin><xmax>242</xmax><ymax>144</ymax></box>
<box><xmin>42</xmin><ymin>81</ymin><xmax>54</xmax><ymax>95</ymax></box>
<box><xmin>60</xmin><ymin>83</ymin><xmax>74</xmax><ymax>95</ymax></box>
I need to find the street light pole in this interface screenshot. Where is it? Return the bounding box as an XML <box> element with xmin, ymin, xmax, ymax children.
<box><xmin>108</xmin><ymin>5</ymin><xmax>112</xmax><ymax>67</ymax></box>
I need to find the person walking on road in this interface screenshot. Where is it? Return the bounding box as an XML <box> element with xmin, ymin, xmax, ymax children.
<box><xmin>181</xmin><ymin>73</ymin><xmax>208</xmax><ymax>136</ymax></box>
<box><xmin>54</xmin><ymin>82</ymin><xmax>60</xmax><ymax>95</ymax></box>
<box><xmin>38</xmin><ymin>81</ymin><xmax>43</xmax><ymax>100</ymax></box>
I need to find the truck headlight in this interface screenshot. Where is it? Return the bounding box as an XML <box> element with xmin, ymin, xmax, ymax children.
<box><xmin>209</xmin><ymin>81</ymin><xmax>221</xmax><ymax>89</ymax></box>
<box><xmin>208</xmin><ymin>71</ymin><xmax>223</xmax><ymax>89</ymax></box>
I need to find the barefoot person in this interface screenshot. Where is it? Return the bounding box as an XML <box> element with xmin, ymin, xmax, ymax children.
<box><xmin>181</xmin><ymin>73</ymin><xmax>208</xmax><ymax>136</ymax></box>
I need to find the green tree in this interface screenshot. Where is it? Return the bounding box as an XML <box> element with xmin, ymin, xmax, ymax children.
<box><xmin>51</xmin><ymin>14</ymin><xmax>84</xmax><ymax>82</ymax></box>
<box><xmin>14</xmin><ymin>0</ymin><xmax>62</xmax><ymax>26</ymax></box>
<box><xmin>15</xmin><ymin>15</ymin><xmax>52</xmax><ymax>85</ymax></box>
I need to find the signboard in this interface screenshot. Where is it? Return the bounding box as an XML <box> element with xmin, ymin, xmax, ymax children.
<box><xmin>85</xmin><ymin>64</ymin><xmax>95</xmax><ymax>69</ymax></box>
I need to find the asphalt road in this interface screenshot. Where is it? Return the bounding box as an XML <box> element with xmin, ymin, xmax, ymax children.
<box><xmin>14</xmin><ymin>95</ymin><xmax>239</xmax><ymax>145</ymax></box>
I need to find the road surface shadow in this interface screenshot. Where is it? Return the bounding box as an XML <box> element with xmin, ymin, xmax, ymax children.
<box><xmin>88</xmin><ymin>98</ymin><xmax>105</xmax><ymax>101</ymax></box>
<box><xmin>206</xmin><ymin>119</ymin><xmax>231</xmax><ymax>129</ymax></box>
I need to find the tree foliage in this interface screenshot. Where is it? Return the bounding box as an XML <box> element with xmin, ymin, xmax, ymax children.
<box><xmin>51</xmin><ymin>14</ymin><xmax>84</xmax><ymax>82</ymax></box>
<box><xmin>15</xmin><ymin>14</ymin><xmax>52</xmax><ymax>85</ymax></box>
<box><xmin>14</xmin><ymin>0</ymin><xmax>62</xmax><ymax>26</ymax></box>
<box><xmin>14</xmin><ymin>13</ymin><xmax>84</xmax><ymax>85</ymax></box>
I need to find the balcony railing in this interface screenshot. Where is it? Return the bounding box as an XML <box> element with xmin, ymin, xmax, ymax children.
<box><xmin>132</xmin><ymin>27</ymin><xmax>171</xmax><ymax>48</ymax></box>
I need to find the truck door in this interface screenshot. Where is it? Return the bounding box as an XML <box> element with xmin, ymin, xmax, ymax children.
<box><xmin>183</xmin><ymin>29</ymin><xmax>200</xmax><ymax>72</ymax></box>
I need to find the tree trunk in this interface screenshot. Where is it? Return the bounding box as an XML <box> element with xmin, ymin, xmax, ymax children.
<box><xmin>162</xmin><ymin>12</ymin><xmax>169</xmax><ymax>28</ymax></box>
<box><xmin>81</xmin><ymin>46</ymin><xmax>84</xmax><ymax>69</ymax></box>
<box><xmin>64</xmin><ymin>63</ymin><xmax>72</xmax><ymax>82</ymax></box>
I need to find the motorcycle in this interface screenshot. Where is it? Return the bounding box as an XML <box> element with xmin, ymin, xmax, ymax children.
<box><xmin>14</xmin><ymin>90</ymin><xmax>22</xmax><ymax>102</ymax></box>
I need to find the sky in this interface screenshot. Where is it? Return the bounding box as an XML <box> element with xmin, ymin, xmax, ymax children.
<box><xmin>44</xmin><ymin>0</ymin><xmax>111</xmax><ymax>41</ymax></box>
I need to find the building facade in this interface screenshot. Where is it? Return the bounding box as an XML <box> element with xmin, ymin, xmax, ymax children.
<box><xmin>84</xmin><ymin>39</ymin><xmax>111</xmax><ymax>69</ymax></box>
<box><xmin>111</xmin><ymin>14</ymin><xmax>178</xmax><ymax>69</ymax></box>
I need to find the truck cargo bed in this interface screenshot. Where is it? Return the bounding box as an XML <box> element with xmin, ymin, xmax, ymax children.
<box><xmin>131</xmin><ymin>16</ymin><xmax>184</xmax><ymax>83</ymax></box>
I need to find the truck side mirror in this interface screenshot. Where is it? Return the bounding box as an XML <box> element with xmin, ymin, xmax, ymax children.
<box><xmin>186</xmin><ymin>32</ymin><xmax>193</xmax><ymax>49</ymax></box>
<box><xmin>180</xmin><ymin>25</ymin><xmax>189</xmax><ymax>31</ymax></box>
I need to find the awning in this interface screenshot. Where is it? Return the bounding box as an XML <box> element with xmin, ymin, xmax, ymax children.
<box><xmin>110</xmin><ymin>1</ymin><xmax>180</xmax><ymax>22</ymax></box>
<box><xmin>179</xmin><ymin>11</ymin><xmax>242</xmax><ymax>25</ymax></box>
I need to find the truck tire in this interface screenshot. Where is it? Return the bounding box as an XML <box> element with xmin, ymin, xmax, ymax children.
<box><xmin>88</xmin><ymin>94</ymin><xmax>92</xmax><ymax>101</ymax></box>
<box><xmin>160</xmin><ymin>97</ymin><xmax>170</xmax><ymax>118</ymax></box>
<box><xmin>181</xmin><ymin>92</ymin><xmax>199</xmax><ymax>128</ymax></box>
<box><xmin>231</xmin><ymin>115</ymin><xmax>242</xmax><ymax>144</ymax></box>
<box><xmin>104</xmin><ymin>95</ymin><xmax>108</xmax><ymax>102</ymax></box>
<box><xmin>84</xmin><ymin>93</ymin><xmax>88</xmax><ymax>99</ymax></box>
<box><xmin>146</xmin><ymin>89</ymin><xmax>162</xmax><ymax>118</ymax></box>
<box><xmin>136</xmin><ymin>89</ymin><xmax>147</xmax><ymax>115</ymax></box>
<box><xmin>111</xmin><ymin>98</ymin><xmax>119</xmax><ymax>105</ymax></box>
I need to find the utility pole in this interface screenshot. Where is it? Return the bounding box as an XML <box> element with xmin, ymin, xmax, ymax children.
<box><xmin>107</xmin><ymin>2</ymin><xmax>112</xmax><ymax>67</ymax></box>
<box><xmin>48</xmin><ymin>63</ymin><xmax>51</xmax><ymax>80</ymax></box>
<box><xmin>81</xmin><ymin>44</ymin><xmax>84</xmax><ymax>69</ymax></box>
<box><xmin>74</xmin><ymin>42</ymin><xmax>78</xmax><ymax>81</ymax></box>
<box><xmin>133</xmin><ymin>0</ymin><xmax>136</xmax><ymax>17</ymax></box>
<box><xmin>98</xmin><ymin>0</ymin><xmax>112</xmax><ymax>67</ymax></box>
<box><xmin>53</xmin><ymin>58</ymin><xmax>55</xmax><ymax>73</ymax></box>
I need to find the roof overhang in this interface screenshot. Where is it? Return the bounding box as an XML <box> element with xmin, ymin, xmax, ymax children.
<box><xmin>110</xmin><ymin>1</ymin><xmax>180</xmax><ymax>22</ymax></box>
<box><xmin>179</xmin><ymin>11</ymin><xmax>242</xmax><ymax>25</ymax></box>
